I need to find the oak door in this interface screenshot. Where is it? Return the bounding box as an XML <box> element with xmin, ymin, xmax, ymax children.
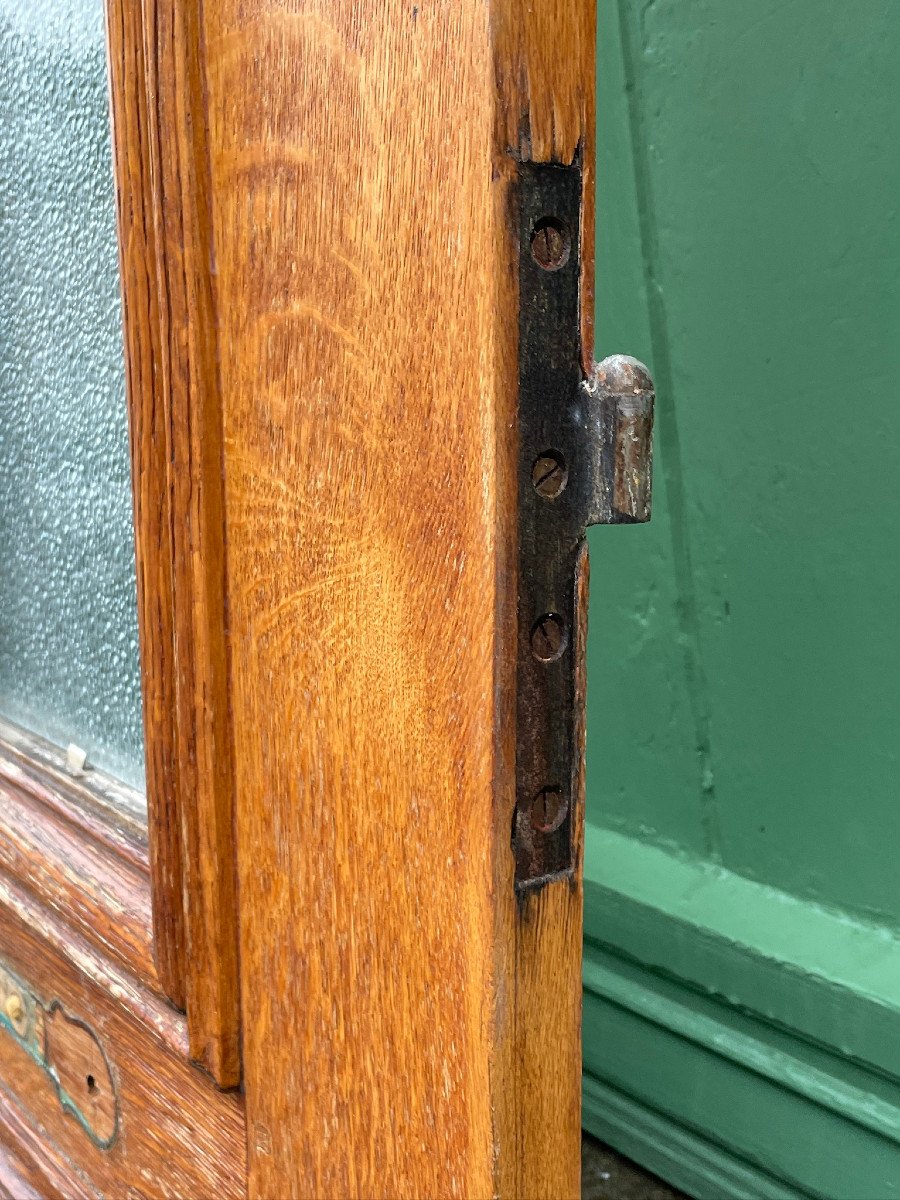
<box><xmin>0</xmin><ymin>2</ymin><xmax>599</xmax><ymax>1196</ymax></box>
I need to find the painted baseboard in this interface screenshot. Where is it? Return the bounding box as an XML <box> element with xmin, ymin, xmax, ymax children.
<box><xmin>582</xmin><ymin>825</ymin><xmax>900</xmax><ymax>1200</ymax></box>
<box><xmin>582</xmin><ymin>1074</ymin><xmax>805</xmax><ymax>1200</ymax></box>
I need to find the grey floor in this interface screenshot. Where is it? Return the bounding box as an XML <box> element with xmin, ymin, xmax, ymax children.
<box><xmin>582</xmin><ymin>1134</ymin><xmax>688</xmax><ymax>1200</ymax></box>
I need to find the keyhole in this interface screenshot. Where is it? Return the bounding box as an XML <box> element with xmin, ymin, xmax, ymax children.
<box><xmin>86</xmin><ymin>1074</ymin><xmax>97</xmax><ymax>1094</ymax></box>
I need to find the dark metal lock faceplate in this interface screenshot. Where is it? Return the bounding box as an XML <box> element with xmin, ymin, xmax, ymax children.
<box><xmin>514</xmin><ymin>162</ymin><xmax>584</xmax><ymax>890</ymax></box>
<box><xmin>514</xmin><ymin>162</ymin><xmax>654</xmax><ymax>891</ymax></box>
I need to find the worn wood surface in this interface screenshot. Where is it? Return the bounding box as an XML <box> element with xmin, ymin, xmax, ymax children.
<box><xmin>0</xmin><ymin>1105</ymin><xmax>68</xmax><ymax>1200</ymax></box>
<box><xmin>497</xmin><ymin>543</ymin><xmax>589</xmax><ymax>1199</ymax></box>
<box><xmin>0</xmin><ymin>734</ymin><xmax>246</xmax><ymax>1198</ymax></box>
<box><xmin>44</xmin><ymin>1002</ymin><xmax>118</xmax><ymax>1147</ymax></box>
<box><xmin>105</xmin><ymin>0</ymin><xmax>241</xmax><ymax>1084</ymax></box>
<box><xmin>201</xmin><ymin>0</ymin><xmax>595</xmax><ymax>1195</ymax></box>
<box><xmin>492</xmin><ymin>0</ymin><xmax>596</xmax><ymax>368</ymax></box>
<box><xmin>495</xmin><ymin>2</ymin><xmax>596</xmax><ymax>1159</ymax></box>
<box><xmin>0</xmin><ymin>883</ymin><xmax>246</xmax><ymax>1200</ymax></box>
<box><xmin>0</xmin><ymin>722</ymin><xmax>157</xmax><ymax>988</ymax></box>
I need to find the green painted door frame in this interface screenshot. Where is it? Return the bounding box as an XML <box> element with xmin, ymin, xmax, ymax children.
<box><xmin>584</xmin><ymin>2</ymin><xmax>900</xmax><ymax>1196</ymax></box>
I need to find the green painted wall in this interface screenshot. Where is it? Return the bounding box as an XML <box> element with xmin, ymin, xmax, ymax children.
<box><xmin>583</xmin><ymin>2</ymin><xmax>900</xmax><ymax>1195</ymax></box>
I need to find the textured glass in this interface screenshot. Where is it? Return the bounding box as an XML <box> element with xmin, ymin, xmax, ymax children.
<box><xmin>0</xmin><ymin>0</ymin><xmax>144</xmax><ymax>791</ymax></box>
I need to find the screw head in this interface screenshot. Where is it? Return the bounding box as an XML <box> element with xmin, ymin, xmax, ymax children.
<box><xmin>530</xmin><ymin>614</ymin><xmax>567</xmax><ymax>662</ymax></box>
<box><xmin>530</xmin><ymin>217</ymin><xmax>570</xmax><ymax>271</ymax></box>
<box><xmin>531</xmin><ymin>451</ymin><xmax>567</xmax><ymax>499</ymax></box>
<box><xmin>530</xmin><ymin>787</ymin><xmax>568</xmax><ymax>835</ymax></box>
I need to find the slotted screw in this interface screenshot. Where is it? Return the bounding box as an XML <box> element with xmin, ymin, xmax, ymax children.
<box><xmin>530</xmin><ymin>787</ymin><xmax>568</xmax><ymax>835</ymax></box>
<box><xmin>530</xmin><ymin>218</ymin><xmax>569</xmax><ymax>270</ymax></box>
<box><xmin>531</xmin><ymin>614</ymin><xmax>566</xmax><ymax>662</ymax></box>
<box><xmin>531</xmin><ymin>452</ymin><xmax>567</xmax><ymax>499</ymax></box>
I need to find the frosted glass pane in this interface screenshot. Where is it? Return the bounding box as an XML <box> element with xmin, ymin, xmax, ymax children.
<box><xmin>0</xmin><ymin>0</ymin><xmax>144</xmax><ymax>791</ymax></box>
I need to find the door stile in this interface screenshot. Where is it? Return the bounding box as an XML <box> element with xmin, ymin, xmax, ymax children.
<box><xmin>199</xmin><ymin>1</ymin><xmax>595</xmax><ymax>1195</ymax></box>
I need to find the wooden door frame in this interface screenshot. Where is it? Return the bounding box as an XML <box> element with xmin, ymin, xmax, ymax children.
<box><xmin>0</xmin><ymin>2</ymin><xmax>597</xmax><ymax>1196</ymax></box>
<box><xmin>206</xmin><ymin>1</ymin><xmax>594</xmax><ymax>1194</ymax></box>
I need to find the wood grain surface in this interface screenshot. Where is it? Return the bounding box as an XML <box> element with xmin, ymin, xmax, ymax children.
<box><xmin>105</xmin><ymin>0</ymin><xmax>241</xmax><ymax>1085</ymax></box>
<box><xmin>0</xmin><ymin>880</ymin><xmax>246</xmax><ymax>1200</ymax></box>
<box><xmin>0</xmin><ymin>734</ymin><xmax>156</xmax><ymax>989</ymax></box>
<box><xmin>0</xmin><ymin>1107</ymin><xmax>67</xmax><ymax>1200</ymax></box>
<box><xmin>104</xmin><ymin>0</ymin><xmax>186</xmax><ymax>1012</ymax></box>
<box><xmin>198</xmin><ymin>0</ymin><xmax>595</xmax><ymax>1195</ymax></box>
<box><xmin>493</xmin><ymin>0</ymin><xmax>596</xmax><ymax>367</ymax></box>
<box><xmin>0</xmin><ymin>732</ymin><xmax>246</xmax><ymax>1197</ymax></box>
<box><xmin>0</xmin><ymin>2</ymin><xmax>599</xmax><ymax>1194</ymax></box>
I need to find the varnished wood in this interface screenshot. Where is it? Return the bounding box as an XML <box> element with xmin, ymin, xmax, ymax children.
<box><xmin>0</xmin><ymin>1105</ymin><xmax>69</xmax><ymax>1200</ymax></box>
<box><xmin>199</xmin><ymin>0</ymin><xmax>595</xmax><ymax>1194</ymax></box>
<box><xmin>104</xmin><ymin>0</ymin><xmax>185</xmax><ymax>1009</ymax></box>
<box><xmin>0</xmin><ymin>731</ymin><xmax>246</xmax><ymax>1197</ymax></box>
<box><xmin>43</xmin><ymin>1004</ymin><xmax>117</xmax><ymax>1146</ymax></box>
<box><xmin>0</xmin><ymin>718</ymin><xmax>147</xmax><ymax>862</ymax></box>
<box><xmin>0</xmin><ymin>882</ymin><xmax>245</xmax><ymax>1199</ymax></box>
<box><xmin>4</xmin><ymin>1</ymin><xmax>596</xmax><ymax>1190</ymax></box>
<box><xmin>0</xmin><ymin>720</ymin><xmax>156</xmax><ymax>986</ymax></box>
<box><xmin>105</xmin><ymin>0</ymin><xmax>241</xmax><ymax>1084</ymax></box>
